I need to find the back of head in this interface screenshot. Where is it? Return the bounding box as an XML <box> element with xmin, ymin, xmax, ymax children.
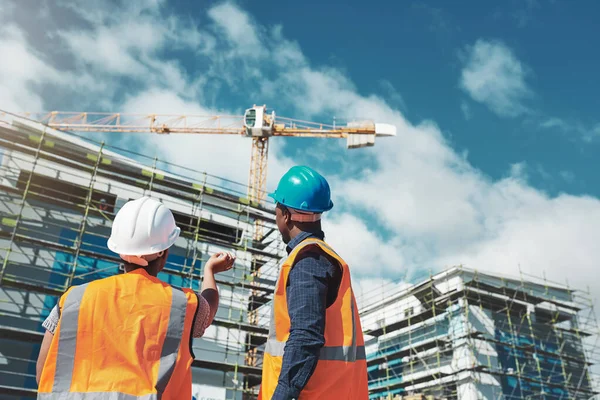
<box><xmin>108</xmin><ymin>197</ymin><xmax>180</xmax><ymax>268</ymax></box>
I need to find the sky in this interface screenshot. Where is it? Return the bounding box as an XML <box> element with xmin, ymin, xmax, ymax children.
<box><xmin>1</xmin><ymin>0</ymin><xmax>599</xmax><ymax>311</ymax></box>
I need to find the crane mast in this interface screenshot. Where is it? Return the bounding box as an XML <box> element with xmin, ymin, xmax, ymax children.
<box><xmin>248</xmin><ymin>137</ymin><xmax>269</xmax><ymax>207</ymax></box>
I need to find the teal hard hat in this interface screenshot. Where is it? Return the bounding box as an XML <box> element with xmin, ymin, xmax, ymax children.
<box><xmin>268</xmin><ymin>166</ymin><xmax>334</xmax><ymax>213</ymax></box>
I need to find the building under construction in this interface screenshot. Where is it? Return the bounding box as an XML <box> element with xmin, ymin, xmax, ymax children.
<box><xmin>0</xmin><ymin>115</ymin><xmax>285</xmax><ymax>399</ymax></box>
<box><xmin>359</xmin><ymin>267</ymin><xmax>599</xmax><ymax>400</ymax></box>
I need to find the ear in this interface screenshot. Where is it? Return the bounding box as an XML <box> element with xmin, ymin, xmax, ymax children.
<box><xmin>156</xmin><ymin>248</ymin><xmax>169</xmax><ymax>272</ymax></box>
<box><xmin>282</xmin><ymin>208</ymin><xmax>292</xmax><ymax>225</ymax></box>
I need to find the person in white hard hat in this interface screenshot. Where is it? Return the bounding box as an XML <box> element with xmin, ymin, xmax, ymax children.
<box><xmin>36</xmin><ymin>197</ymin><xmax>235</xmax><ymax>399</ymax></box>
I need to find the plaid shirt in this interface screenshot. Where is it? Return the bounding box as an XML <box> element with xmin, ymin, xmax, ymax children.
<box><xmin>272</xmin><ymin>231</ymin><xmax>342</xmax><ymax>399</ymax></box>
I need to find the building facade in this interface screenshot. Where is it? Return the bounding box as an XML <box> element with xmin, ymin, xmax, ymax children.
<box><xmin>360</xmin><ymin>268</ymin><xmax>598</xmax><ymax>400</ymax></box>
<box><xmin>0</xmin><ymin>116</ymin><xmax>283</xmax><ymax>399</ymax></box>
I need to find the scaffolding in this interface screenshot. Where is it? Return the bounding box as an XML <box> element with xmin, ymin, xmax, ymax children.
<box><xmin>358</xmin><ymin>267</ymin><xmax>600</xmax><ymax>400</ymax></box>
<box><xmin>0</xmin><ymin>116</ymin><xmax>284</xmax><ymax>399</ymax></box>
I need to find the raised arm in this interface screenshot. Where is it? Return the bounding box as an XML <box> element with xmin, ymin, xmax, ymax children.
<box><xmin>200</xmin><ymin>252</ymin><xmax>235</xmax><ymax>324</ymax></box>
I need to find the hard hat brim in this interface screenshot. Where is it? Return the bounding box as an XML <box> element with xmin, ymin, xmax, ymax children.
<box><xmin>268</xmin><ymin>191</ymin><xmax>333</xmax><ymax>213</ymax></box>
<box><xmin>267</xmin><ymin>191</ymin><xmax>278</xmax><ymax>203</ymax></box>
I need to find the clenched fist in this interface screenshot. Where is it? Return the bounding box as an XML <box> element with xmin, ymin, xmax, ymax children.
<box><xmin>205</xmin><ymin>252</ymin><xmax>236</xmax><ymax>274</ymax></box>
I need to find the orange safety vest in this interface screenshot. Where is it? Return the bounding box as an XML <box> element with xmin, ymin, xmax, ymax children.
<box><xmin>259</xmin><ymin>238</ymin><xmax>369</xmax><ymax>399</ymax></box>
<box><xmin>37</xmin><ymin>268</ymin><xmax>199</xmax><ymax>400</ymax></box>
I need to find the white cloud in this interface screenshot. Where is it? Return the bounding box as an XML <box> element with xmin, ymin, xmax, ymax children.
<box><xmin>460</xmin><ymin>101</ymin><xmax>472</xmax><ymax>120</ymax></box>
<box><xmin>207</xmin><ymin>3</ymin><xmax>266</xmax><ymax>59</ymax></box>
<box><xmin>540</xmin><ymin>116</ymin><xmax>600</xmax><ymax>143</ymax></box>
<box><xmin>55</xmin><ymin>0</ymin><xmax>205</xmax><ymax>95</ymax></box>
<box><xmin>460</xmin><ymin>40</ymin><xmax>597</xmax><ymax>142</ymax></box>
<box><xmin>334</xmin><ymin>122</ymin><xmax>486</xmax><ymax>250</ymax></box>
<box><xmin>509</xmin><ymin>161</ymin><xmax>528</xmax><ymax>180</ymax></box>
<box><xmin>379</xmin><ymin>80</ymin><xmax>408</xmax><ymax>113</ymax></box>
<box><xmin>0</xmin><ymin>1</ymin><xmax>14</xmax><ymax>19</ymax></box>
<box><xmin>587</xmin><ymin>124</ymin><xmax>600</xmax><ymax>142</ymax></box>
<box><xmin>60</xmin><ymin>28</ymin><xmax>145</xmax><ymax>76</ymax></box>
<box><xmin>323</xmin><ymin>214</ymin><xmax>409</xmax><ymax>278</ymax></box>
<box><xmin>0</xmin><ymin>23</ymin><xmax>64</xmax><ymax>111</ymax></box>
<box><xmin>57</xmin><ymin>0</ymin><xmax>164</xmax><ymax>25</ymax></box>
<box><xmin>435</xmin><ymin>191</ymin><xmax>600</xmax><ymax>294</ymax></box>
<box><xmin>460</xmin><ymin>39</ymin><xmax>531</xmax><ymax>117</ymax></box>
<box><xmin>354</xmin><ymin>277</ymin><xmax>411</xmax><ymax>310</ymax></box>
<box><xmin>540</xmin><ymin>117</ymin><xmax>567</xmax><ymax>130</ymax></box>
<box><xmin>560</xmin><ymin>170</ymin><xmax>575</xmax><ymax>183</ymax></box>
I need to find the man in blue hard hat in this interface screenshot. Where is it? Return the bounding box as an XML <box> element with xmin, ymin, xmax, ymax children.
<box><xmin>259</xmin><ymin>166</ymin><xmax>368</xmax><ymax>400</ymax></box>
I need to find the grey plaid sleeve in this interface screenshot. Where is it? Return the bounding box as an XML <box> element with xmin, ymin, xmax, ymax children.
<box><xmin>42</xmin><ymin>304</ymin><xmax>60</xmax><ymax>334</ymax></box>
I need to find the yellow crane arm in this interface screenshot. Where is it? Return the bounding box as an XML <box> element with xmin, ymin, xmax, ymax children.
<box><xmin>32</xmin><ymin>111</ymin><xmax>396</xmax><ymax>138</ymax></box>
<box><xmin>33</xmin><ymin>112</ymin><xmax>245</xmax><ymax>135</ymax></box>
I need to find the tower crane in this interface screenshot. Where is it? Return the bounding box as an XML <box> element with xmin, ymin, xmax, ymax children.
<box><xmin>29</xmin><ymin>105</ymin><xmax>397</xmax><ymax>207</ymax></box>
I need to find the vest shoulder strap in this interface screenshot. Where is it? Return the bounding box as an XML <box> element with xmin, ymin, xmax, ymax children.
<box><xmin>179</xmin><ymin>287</ymin><xmax>200</xmax><ymax>359</ymax></box>
<box><xmin>52</xmin><ymin>283</ymin><xmax>90</xmax><ymax>392</ymax></box>
<box><xmin>289</xmin><ymin>238</ymin><xmax>345</xmax><ymax>266</ymax></box>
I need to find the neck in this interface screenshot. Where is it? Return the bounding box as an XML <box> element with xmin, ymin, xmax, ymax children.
<box><xmin>123</xmin><ymin>264</ymin><xmax>159</xmax><ymax>277</ymax></box>
<box><xmin>289</xmin><ymin>223</ymin><xmax>323</xmax><ymax>241</ymax></box>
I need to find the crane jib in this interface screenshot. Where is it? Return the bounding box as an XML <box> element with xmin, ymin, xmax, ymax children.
<box><xmin>3</xmin><ymin>107</ymin><xmax>396</xmax><ymax>209</ymax></box>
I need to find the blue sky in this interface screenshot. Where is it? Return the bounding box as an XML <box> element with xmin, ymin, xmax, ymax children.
<box><xmin>1</xmin><ymin>0</ymin><xmax>599</xmax><ymax>304</ymax></box>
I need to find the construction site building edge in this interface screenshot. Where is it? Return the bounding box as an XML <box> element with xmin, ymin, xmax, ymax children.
<box><xmin>0</xmin><ymin>115</ymin><xmax>598</xmax><ymax>400</ymax></box>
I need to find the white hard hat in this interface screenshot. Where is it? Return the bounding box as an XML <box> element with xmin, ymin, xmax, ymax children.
<box><xmin>107</xmin><ymin>196</ymin><xmax>180</xmax><ymax>256</ymax></box>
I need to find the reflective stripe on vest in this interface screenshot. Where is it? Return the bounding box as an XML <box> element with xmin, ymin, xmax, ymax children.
<box><xmin>38</xmin><ymin>393</ymin><xmax>158</xmax><ymax>400</ymax></box>
<box><xmin>264</xmin><ymin>238</ymin><xmax>366</xmax><ymax>361</ymax></box>
<box><xmin>45</xmin><ymin>282</ymin><xmax>188</xmax><ymax>398</ymax></box>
